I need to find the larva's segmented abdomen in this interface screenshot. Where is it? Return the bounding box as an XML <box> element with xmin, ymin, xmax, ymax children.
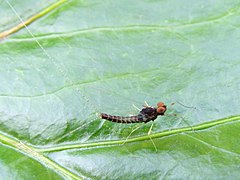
<box><xmin>100</xmin><ymin>102</ymin><xmax>166</xmax><ymax>124</ymax></box>
<box><xmin>101</xmin><ymin>113</ymin><xmax>146</xmax><ymax>123</ymax></box>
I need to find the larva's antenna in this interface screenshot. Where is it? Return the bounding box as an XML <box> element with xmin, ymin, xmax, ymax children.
<box><xmin>164</xmin><ymin>101</ymin><xmax>197</xmax><ymax>135</ymax></box>
<box><xmin>164</xmin><ymin>113</ymin><xmax>196</xmax><ymax>135</ymax></box>
<box><xmin>172</xmin><ymin>101</ymin><xmax>197</xmax><ymax>110</ymax></box>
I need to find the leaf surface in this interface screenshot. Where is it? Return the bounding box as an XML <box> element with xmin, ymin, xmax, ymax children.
<box><xmin>1</xmin><ymin>0</ymin><xmax>240</xmax><ymax>179</ymax></box>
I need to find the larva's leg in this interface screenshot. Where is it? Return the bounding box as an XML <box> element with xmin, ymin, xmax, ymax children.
<box><xmin>144</xmin><ymin>101</ymin><xmax>150</xmax><ymax>107</ymax></box>
<box><xmin>122</xmin><ymin>123</ymin><xmax>144</xmax><ymax>145</ymax></box>
<box><xmin>148</xmin><ymin>122</ymin><xmax>154</xmax><ymax>135</ymax></box>
<box><xmin>148</xmin><ymin>121</ymin><xmax>157</xmax><ymax>152</ymax></box>
<box><xmin>132</xmin><ymin>104</ymin><xmax>141</xmax><ymax>111</ymax></box>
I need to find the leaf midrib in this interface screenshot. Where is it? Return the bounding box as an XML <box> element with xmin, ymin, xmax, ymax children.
<box><xmin>2</xmin><ymin>116</ymin><xmax>239</xmax><ymax>153</ymax></box>
<box><xmin>0</xmin><ymin>132</ymin><xmax>81</xmax><ymax>180</ymax></box>
<box><xmin>31</xmin><ymin>115</ymin><xmax>240</xmax><ymax>152</ymax></box>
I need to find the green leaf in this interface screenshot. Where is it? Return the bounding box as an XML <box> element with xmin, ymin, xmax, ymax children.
<box><xmin>1</xmin><ymin>0</ymin><xmax>240</xmax><ymax>179</ymax></box>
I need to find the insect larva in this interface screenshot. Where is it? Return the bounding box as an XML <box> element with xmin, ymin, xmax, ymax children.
<box><xmin>100</xmin><ymin>102</ymin><xmax>167</xmax><ymax>123</ymax></box>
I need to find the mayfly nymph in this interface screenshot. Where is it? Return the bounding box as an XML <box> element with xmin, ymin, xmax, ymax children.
<box><xmin>100</xmin><ymin>102</ymin><xmax>167</xmax><ymax>123</ymax></box>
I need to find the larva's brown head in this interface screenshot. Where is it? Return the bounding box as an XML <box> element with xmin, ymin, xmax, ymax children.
<box><xmin>156</xmin><ymin>102</ymin><xmax>167</xmax><ymax>115</ymax></box>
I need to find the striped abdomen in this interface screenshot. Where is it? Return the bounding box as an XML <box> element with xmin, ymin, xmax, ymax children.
<box><xmin>101</xmin><ymin>113</ymin><xmax>147</xmax><ymax>123</ymax></box>
<box><xmin>100</xmin><ymin>103</ymin><xmax>166</xmax><ymax>124</ymax></box>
